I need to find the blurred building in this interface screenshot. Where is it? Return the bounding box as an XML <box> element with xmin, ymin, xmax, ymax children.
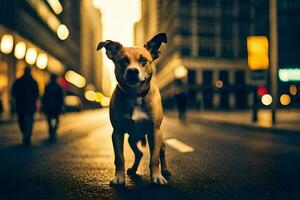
<box><xmin>80</xmin><ymin>0</ymin><xmax>103</xmax><ymax>92</ymax></box>
<box><xmin>134</xmin><ymin>0</ymin><xmax>158</xmax><ymax>46</ymax></box>
<box><xmin>137</xmin><ymin>0</ymin><xmax>300</xmax><ymax>110</ymax></box>
<box><xmin>253</xmin><ymin>0</ymin><xmax>300</xmax><ymax>108</ymax></box>
<box><xmin>149</xmin><ymin>0</ymin><xmax>255</xmax><ymax>110</ymax></box>
<box><xmin>0</xmin><ymin>0</ymin><xmax>104</xmax><ymax>115</ymax></box>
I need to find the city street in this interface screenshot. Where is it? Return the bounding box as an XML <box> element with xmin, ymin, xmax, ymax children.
<box><xmin>1</xmin><ymin>109</ymin><xmax>300</xmax><ymax>200</ymax></box>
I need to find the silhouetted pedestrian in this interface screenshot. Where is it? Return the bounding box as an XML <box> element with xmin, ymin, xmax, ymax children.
<box><xmin>11</xmin><ymin>66</ymin><xmax>39</xmax><ymax>146</ymax></box>
<box><xmin>0</xmin><ymin>94</ymin><xmax>3</xmax><ymax>115</ymax></box>
<box><xmin>176</xmin><ymin>90</ymin><xmax>188</xmax><ymax>123</ymax></box>
<box><xmin>42</xmin><ymin>74</ymin><xmax>64</xmax><ymax>140</ymax></box>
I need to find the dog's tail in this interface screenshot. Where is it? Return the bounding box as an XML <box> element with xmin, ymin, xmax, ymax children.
<box><xmin>140</xmin><ymin>136</ymin><xmax>147</xmax><ymax>147</ymax></box>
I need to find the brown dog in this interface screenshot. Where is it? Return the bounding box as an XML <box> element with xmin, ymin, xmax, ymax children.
<box><xmin>97</xmin><ymin>33</ymin><xmax>171</xmax><ymax>185</ymax></box>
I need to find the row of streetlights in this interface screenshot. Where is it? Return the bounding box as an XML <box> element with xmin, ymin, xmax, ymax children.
<box><xmin>64</xmin><ymin>69</ymin><xmax>110</xmax><ymax>107</ymax></box>
<box><xmin>0</xmin><ymin>34</ymin><xmax>48</xmax><ymax>70</ymax></box>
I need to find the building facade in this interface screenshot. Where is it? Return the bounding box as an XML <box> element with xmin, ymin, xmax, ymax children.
<box><xmin>154</xmin><ymin>0</ymin><xmax>255</xmax><ymax>109</ymax></box>
<box><xmin>134</xmin><ymin>0</ymin><xmax>158</xmax><ymax>46</ymax></box>
<box><xmin>136</xmin><ymin>0</ymin><xmax>300</xmax><ymax>110</ymax></box>
<box><xmin>0</xmin><ymin>0</ymin><xmax>104</xmax><ymax>115</ymax></box>
<box><xmin>80</xmin><ymin>0</ymin><xmax>104</xmax><ymax>95</ymax></box>
<box><xmin>253</xmin><ymin>0</ymin><xmax>300</xmax><ymax>108</ymax></box>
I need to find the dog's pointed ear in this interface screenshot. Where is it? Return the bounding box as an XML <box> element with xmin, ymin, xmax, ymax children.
<box><xmin>144</xmin><ymin>33</ymin><xmax>167</xmax><ymax>60</ymax></box>
<box><xmin>96</xmin><ymin>40</ymin><xmax>123</xmax><ymax>60</ymax></box>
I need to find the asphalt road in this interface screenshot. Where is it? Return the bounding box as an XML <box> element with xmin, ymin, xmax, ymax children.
<box><xmin>0</xmin><ymin>109</ymin><xmax>300</xmax><ymax>200</ymax></box>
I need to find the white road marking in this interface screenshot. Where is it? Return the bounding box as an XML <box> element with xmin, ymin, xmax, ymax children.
<box><xmin>165</xmin><ymin>138</ymin><xmax>194</xmax><ymax>153</ymax></box>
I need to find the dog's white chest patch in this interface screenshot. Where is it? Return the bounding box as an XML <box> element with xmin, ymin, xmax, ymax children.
<box><xmin>131</xmin><ymin>97</ymin><xmax>149</xmax><ymax>121</ymax></box>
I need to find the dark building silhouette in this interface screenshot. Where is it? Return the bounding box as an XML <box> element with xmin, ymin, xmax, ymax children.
<box><xmin>253</xmin><ymin>0</ymin><xmax>300</xmax><ymax>108</ymax></box>
<box><xmin>0</xmin><ymin>0</ymin><xmax>103</xmax><ymax>115</ymax></box>
<box><xmin>136</xmin><ymin>0</ymin><xmax>300</xmax><ymax>109</ymax></box>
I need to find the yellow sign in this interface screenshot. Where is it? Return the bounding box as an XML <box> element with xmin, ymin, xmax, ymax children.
<box><xmin>247</xmin><ymin>36</ymin><xmax>269</xmax><ymax>70</ymax></box>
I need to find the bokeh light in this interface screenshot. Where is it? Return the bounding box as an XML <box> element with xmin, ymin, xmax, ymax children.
<box><xmin>280</xmin><ymin>94</ymin><xmax>291</xmax><ymax>106</ymax></box>
<box><xmin>85</xmin><ymin>90</ymin><xmax>96</xmax><ymax>101</ymax></box>
<box><xmin>289</xmin><ymin>84</ymin><xmax>297</xmax><ymax>96</ymax></box>
<box><xmin>57</xmin><ymin>24</ymin><xmax>69</xmax><ymax>40</ymax></box>
<box><xmin>65</xmin><ymin>70</ymin><xmax>86</xmax><ymax>88</ymax></box>
<box><xmin>14</xmin><ymin>41</ymin><xmax>26</xmax><ymax>59</ymax></box>
<box><xmin>261</xmin><ymin>94</ymin><xmax>272</xmax><ymax>106</ymax></box>
<box><xmin>215</xmin><ymin>80</ymin><xmax>223</xmax><ymax>89</ymax></box>
<box><xmin>174</xmin><ymin>65</ymin><xmax>188</xmax><ymax>79</ymax></box>
<box><xmin>25</xmin><ymin>47</ymin><xmax>37</xmax><ymax>65</ymax></box>
<box><xmin>47</xmin><ymin>0</ymin><xmax>63</xmax><ymax>15</ymax></box>
<box><xmin>36</xmin><ymin>53</ymin><xmax>48</xmax><ymax>69</ymax></box>
<box><xmin>0</xmin><ymin>34</ymin><xmax>14</xmax><ymax>54</ymax></box>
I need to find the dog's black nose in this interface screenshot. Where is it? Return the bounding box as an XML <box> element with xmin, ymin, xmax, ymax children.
<box><xmin>126</xmin><ymin>68</ymin><xmax>139</xmax><ymax>78</ymax></box>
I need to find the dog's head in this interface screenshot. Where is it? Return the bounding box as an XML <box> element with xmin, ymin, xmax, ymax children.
<box><xmin>97</xmin><ymin>33</ymin><xmax>167</xmax><ymax>94</ymax></box>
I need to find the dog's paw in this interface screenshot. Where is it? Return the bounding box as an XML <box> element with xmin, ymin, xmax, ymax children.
<box><xmin>110</xmin><ymin>175</ymin><xmax>125</xmax><ymax>186</ymax></box>
<box><xmin>127</xmin><ymin>168</ymin><xmax>137</xmax><ymax>175</ymax></box>
<box><xmin>161</xmin><ymin>169</ymin><xmax>172</xmax><ymax>178</ymax></box>
<box><xmin>151</xmin><ymin>173</ymin><xmax>168</xmax><ymax>185</ymax></box>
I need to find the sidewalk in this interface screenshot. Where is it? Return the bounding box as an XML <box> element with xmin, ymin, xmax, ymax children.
<box><xmin>0</xmin><ymin>112</ymin><xmax>44</xmax><ymax>124</ymax></box>
<box><xmin>168</xmin><ymin>109</ymin><xmax>300</xmax><ymax>135</ymax></box>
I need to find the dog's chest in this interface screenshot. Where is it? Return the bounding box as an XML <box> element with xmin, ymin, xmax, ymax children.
<box><xmin>131</xmin><ymin>97</ymin><xmax>149</xmax><ymax>121</ymax></box>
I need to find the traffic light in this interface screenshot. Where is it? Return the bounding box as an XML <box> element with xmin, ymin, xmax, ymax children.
<box><xmin>247</xmin><ymin>36</ymin><xmax>269</xmax><ymax>70</ymax></box>
<box><xmin>257</xmin><ymin>86</ymin><xmax>267</xmax><ymax>96</ymax></box>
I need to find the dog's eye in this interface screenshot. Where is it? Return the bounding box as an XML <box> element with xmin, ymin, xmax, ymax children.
<box><xmin>119</xmin><ymin>56</ymin><xmax>129</xmax><ymax>67</ymax></box>
<box><xmin>138</xmin><ymin>56</ymin><xmax>148</xmax><ymax>66</ymax></box>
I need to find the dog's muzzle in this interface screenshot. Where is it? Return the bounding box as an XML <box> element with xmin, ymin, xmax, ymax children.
<box><xmin>125</xmin><ymin>68</ymin><xmax>140</xmax><ymax>84</ymax></box>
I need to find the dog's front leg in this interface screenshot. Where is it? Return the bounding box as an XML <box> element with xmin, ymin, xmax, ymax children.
<box><xmin>110</xmin><ymin>130</ymin><xmax>125</xmax><ymax>185</ymax></box>
<box><xmin>148</xmin><ymin>128</ymin><xmax>168</xmax><ymax>185</ymax></box>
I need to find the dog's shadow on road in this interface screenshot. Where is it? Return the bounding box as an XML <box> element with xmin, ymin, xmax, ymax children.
<box><xmin>111</xmin><ymin>174</ymin><xmax>180</xmax><ymax>200</ymax></box>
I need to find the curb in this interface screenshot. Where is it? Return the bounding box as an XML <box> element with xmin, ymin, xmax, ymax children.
<box><xmin>166</xmin><ymin>113</ymin><xmax>300</xmax><ymax>137</ymax></box>
<box><xmin>0</xmin><ymin>116</ymin><xmax>45</xmax><ymax>125</ymax></box>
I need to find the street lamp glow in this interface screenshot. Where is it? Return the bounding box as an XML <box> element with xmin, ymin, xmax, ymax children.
<box><xmin>0</xmin><ymin>34</ymin><xmax>14</xmax><ymax>54</ymax></box>
<box><xmin>280</xmin><ymin>94</ymin><xmax>291</xmax><ymax>106</ymax></box>
<box><xmin>174</xmin><ymin>65</ymin><xmax>188</xmax><ymax>79</ymax></box>
<box><xmin>261</xmin><ymin>94</ymin><xmax>272</xmax><ymax>106</ymax></box>
<box><xmin>36</xmin><ymin>53</ymin><xmax>48</xmax><ymax>69</ymax></box>
<box><xmin>14</xmin><ymin>41</ymin><xmax>26</xmax><ymax>59</ymax></box>
<box><xmin>100</xmin><ymin>96</ymin><xmax>110</xmax><ymax>107</ymax></box>
<box><xmin>215</xmin><ymin>80</ymin><xmax>223</xmax><ymax>88</ymax></box>
<box><xmin>289</xmin><ymin>84</ymin><xmax>297</xmax><ymax>96</ymax></box>
<box><xmin>47</xmin><ymin>0</ymin><xmax>63</xmax><ymax>15</ymax></box>
<box><xmin>25</xmin><ymin>47</ymin><xmax>37</xmax><ymax>65</ymax></box>
<box><xmin>85</xmin><ymin>90</ymin><xmax>96</xmax><ymax>101</ymax></box>
<box><xmin>247</xmin><ymin>36</ymin><xmax>269</xmax><ymax>70</ymax></box>
<box><xmin>65</xmin><ymin>70</ymin><xmax>86</xmax><ymax>88</ymax></box>
<box><xmin>57</xmin><ymin>24</ymin><xmax>69</xmax><ymax>40</ymax></box>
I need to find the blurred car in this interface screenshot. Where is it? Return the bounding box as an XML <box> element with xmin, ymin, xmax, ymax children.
<box><xmin>64</xmin><ymin>95</ymin><xmax>82</xmax><ymax>112</ymax></box>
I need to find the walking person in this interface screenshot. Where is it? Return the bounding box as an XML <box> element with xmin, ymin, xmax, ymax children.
<box><xmin>11</xmin><ymin>66</ymin><xmax>39</xmax><ymax>146</ymax></box>
<box><xmin>175</xmin><ymin>89</ymin><xmax>188</xmax><ymax>123</ymax></box>
<box><xmin>42</xmin><ymin>74</ymin><xmax>64</xmax><ymax>140</ymax></box>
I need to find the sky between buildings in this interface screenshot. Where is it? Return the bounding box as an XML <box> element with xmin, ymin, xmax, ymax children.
<box><xmin>93</xmin><ymin>0</ymin><xmax>141</xmax><ymax>94</ymax></box>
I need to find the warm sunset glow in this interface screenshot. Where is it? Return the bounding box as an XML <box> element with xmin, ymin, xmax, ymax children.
<box><xmin>94</xmin><ymin>0</ymin><xmax>141</xmax><ymax>95</ymax></box>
